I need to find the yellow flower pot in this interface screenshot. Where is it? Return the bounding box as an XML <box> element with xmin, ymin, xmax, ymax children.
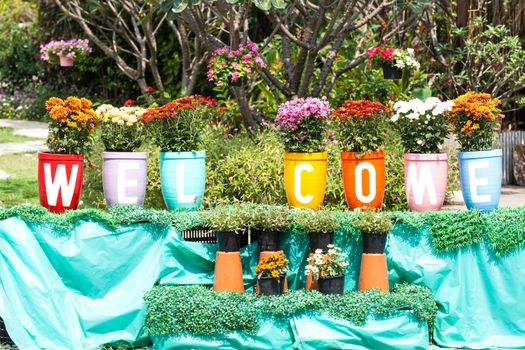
<box><xmin>283</xmin><ymin>152</ymin><xmax>328</xmax><ymax>209</ymax></box>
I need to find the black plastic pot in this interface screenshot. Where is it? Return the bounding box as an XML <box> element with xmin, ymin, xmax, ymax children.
<box><xmin>362</xmin><ymin>232</ymin><xmax>387</xmax><ymax>254</ymax></box>
<box><xmin>259</xmin><ymin>275</ymin><xmax>285</xmax><ymax>296</ymax></box>
<box><xmin>0</xmin><ymin>317</ymin><xmax>13</xmax><ymax>345</ymax></box>
<box><xmin>255</xmin><ymin>229</ymin><xmax>280</xmax><ymax>251</ymax></box>
<box><xmin>216</xmin><ymin>231</ymin><xmax>241</xmax><ymax>252</ymax></box>
<box><xmin>318</xmin><ymin>275</ymin><xmax>345</xmax><ymax>295</ymax></box>
<box><xmin>382</xmin><ymin>62</ymin><xmax>403</xmax><ymax>80</ymax></box>
<box><xmin>309</xmin><ymin>232</ymin><xmax>334</xmax><ymax>253</ymax></box>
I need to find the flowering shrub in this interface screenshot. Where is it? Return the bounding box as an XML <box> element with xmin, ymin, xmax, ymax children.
<box><xmin>143</xmin><ymin>96</ymin><xmax>216</xmax><ymax>152</ymax></box>
<box><xmin>365</xmin><ymin>47</ymin><xmax>420</xmax><ymax>70</ymax></box>
<box><xmin>448</xmin><ymin>92</ymin><xmax>502</xmax><ymax>151</ymax></box>
<box><xmin>391</xmin><ymin>97</ymin><xmax>454</xmax><ymax>153</ymax></box>
<box><xmin>255</xmin><ymin>252</ymin><xmax>289</xmax><ymax>279</ymax></box>
<box><xmin>45</xmin><ymin>96</ymin><xmax>98</xmax><ymax>154</ymax></box>
<box><xmin>39</xmin><ymin>39</ymin><xmax>92</xmax><ymax>62</ymax></box>
<box><xmin>95</xmin><ymin>104</ymin><xmax>146</xmax><ymax>152</ymax></box>
<box><xmin>304</xmin><ymin>245</ymin><xmax>348</xmax><ymax>280</ymax></box>
<box><xmin>207</xmin><ymin>42</ymin><xmax>266</xmax><ymax>86</ymax></box>
<box><xmin>274</xmin><ymin>97</ymin><xmax>331</xmax><ymax>153</ymax></box>
<box><xmin>331</xmin><ymin>100</ymin><xmax>388</xmax><ymax>153</ymax></box>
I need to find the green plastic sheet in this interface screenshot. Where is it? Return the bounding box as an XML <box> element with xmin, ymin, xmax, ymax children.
<box><xmin>152</xmin><ymin>312</ymin><xmax>429</xmax><ymax>350</ymax></box>
<box><xmin>1</xmin><ymin>216</ymin><xmax>525</xmax><ymax>349</ymax></box>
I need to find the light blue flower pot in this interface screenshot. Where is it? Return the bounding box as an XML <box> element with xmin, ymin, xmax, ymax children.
<box><xmin>458</xmin><ymin>149</ymin><xmax>502</xmax><ymax>212</ymax></box>
<box><xmin>160</xmin><ymin>151</ymin><xmax>205</xmax><ymax>210</ymax></box>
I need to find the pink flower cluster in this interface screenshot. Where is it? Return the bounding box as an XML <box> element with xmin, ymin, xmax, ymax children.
<box><xmin>207</xmin><ymin>42</ymin><xmax>266</xmax><ymax>86</ymax></box>
<box><xmin>275</xmin><ymin>97</ymin><xmax>331</xmax><ymax>131</ymax></box>
<box><xmin>39</xmin><ymin>39</ymin><xmax>92</xmax><ymax>61</ymax></box>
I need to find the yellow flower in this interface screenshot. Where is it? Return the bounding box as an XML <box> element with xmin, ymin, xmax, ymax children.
<box><xmin>271</xmin><ymin>270</ymin><xmax>280</xmax><ymax>278</ymax></box>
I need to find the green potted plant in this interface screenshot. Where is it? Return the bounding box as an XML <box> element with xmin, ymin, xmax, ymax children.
<box><xmin>296</xmin><ymin>209</ymin><xmax>339</xmax><ymax>253</ymax></box>
<box><xmin>354</xmin><ymin>210</ymin><xmax>392</xmax><ymax>254</ymax></box>
<box><xmin>248</xmin><ymin>205</ymin><xmax>293</xmax><ymax>252</ymax></box>
<box><xmin>203</xmin><ymin>204</ymin><xmax>249</xmax><ymax>252</ymax></box>
<box><xmin>304</xmin><ymin>244</ymin><xmax>348</xmax><ymax>294</ymax></box>
<box><xmin>255</xmin><ymin>252</ymin><xmax>289</xmax><ymax>296</ymax></box>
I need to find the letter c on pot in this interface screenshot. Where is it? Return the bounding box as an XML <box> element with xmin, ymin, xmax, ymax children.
<box><xmin>294</xmin><ymin>163</ymin><xmax>314</xmax><ymax>204</ymax></box>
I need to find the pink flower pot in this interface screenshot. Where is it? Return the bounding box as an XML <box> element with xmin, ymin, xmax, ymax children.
<box><xmin>59</xmin><ymin>56</ymin><xmax>74</xmax><ymax>67</ymax></box>
<box><xmin>404</xmin><ymin>153</ymin><xmax>448</xmax><ymax>211</ymax></box>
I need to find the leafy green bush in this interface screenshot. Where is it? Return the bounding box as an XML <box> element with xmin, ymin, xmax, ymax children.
<box><xmin>354</xmin><ymin>210</ymin><xmax>392</xmax><ymax>235</ymax></box>
<box><xmin>202</xmin><ymin>204</ymin><xmax>250</xmax><ymax>232</ymax></box>
<box><xmin>143</xmin><ymin>284</ymin><xmax>437</xmax><ymax>337</ymax></box>
<box><xmin>246</xmin><ymin>204</ymin><xmax>293</xmax><ymax>232</ymax></box>
<box><xmin>295</xmin><ymin>209</ymin><xmax>339</xmax><ymax>234</ymax></box>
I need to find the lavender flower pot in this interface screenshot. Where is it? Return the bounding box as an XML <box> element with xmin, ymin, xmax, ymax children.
<box><xmin>102</xmin><ymin>152</ymin><xmax>147</xmax><ymax>206</ymax></box>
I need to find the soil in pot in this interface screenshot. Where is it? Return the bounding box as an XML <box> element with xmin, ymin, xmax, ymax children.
<box><xmin>259</xmin><ymin>276</ymin><xmax>284</xmax><ymax>296</ymax></box>
<box><xmin>318</xmin><ymin>275</ymin><xmax>345</xmax><ymax>295</ymax></box>
<box><xmin>309</xmin><ymin>232</ymin><xmax>334</xmax><ymax>253</ymax></box>
<box><xmin>255</xmin><ymin>229</ymin><xmax>280</xmax><ymax>251</ymax></box>
<box><xmin>362</xmin><ymin>232</ymin><xmax>387</xmax><ymax>254</ymax></box>
<box><xmin>216</xmin><ymin>231</ymin><xmax>241</xmax><ymax>252</ymax></box>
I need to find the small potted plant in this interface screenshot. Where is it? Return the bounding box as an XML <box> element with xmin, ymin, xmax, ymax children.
<box><xmin>391</xmin><ymin>97</ymin><xmax>454</xmax><ymax>211</ymax></box>
<box><xmin>255</xmin><ymin>252</ymin><xmax>289</xmax><ymax>296</ymax></box>
<box><xmin>248</xmin><ymin>205</ymin><xmax>293</xmax><ymax>252</ymax></box>
<box><xmin>304</xmin><ymin>244</ymin><xmax>348</xmax><ymax>295</ymax></box>
<box><xmin>38</xmin><ymin>97</ymin><xmax>98</xmax><ymax>213</ymax></box>
<box><xmin>204</xmin><ymin>204</ymin><xmax>249</xmax><ymax>293</ymax></box>
<box><xmin>354</xmin><ymin>209</ymin><xmax>392</xmax><ymax>254</ymax></box>
<box><xmin>448</xmin><ymin>92</ymin><xmax>503</xmax><ymax>212</ymax></box>
<box><xmin>39</xmin><ymin>39</ymin><xmax>93</xmax><ymax>67</ymax></box>
<box><xmin>331</xmin><ymin>100</ymin><xmax>388</xmax><ymax>210</ymax></box>
<box><xmin>275</xmin><ymin>97</ymin><xmax>331</xmax><ymax>209</ymax></box>
<box><xmin>143</xmin><ymin>96</ymin><xmax>216</xmax><ymax>210</ymax></box>
<box><xmin>95</xmin><ymin>104</ymin><xmax>147</xmax><ymax>206</ymax></box>
<box><xmin>207</xmin><ymin>41</ymin><xmax>266</xmax><ymax>86</ymax></box>
<box><xmin>365</xmin><ymin>46</ymin><xmax>420</xmax><ymax>80</ymax></box>
<box><xmin>203</xmin><ymin>204</ymin><xmax>249</xmax><ymax>252</ymax></box>
<box><xmin>296</xmin><ymin>209</ymin><xmax>339</xmax><ymax>253</ymax></box>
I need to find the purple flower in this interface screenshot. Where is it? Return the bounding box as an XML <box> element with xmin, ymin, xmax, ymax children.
<box><xmin>275</xmin><ymin>97</ymin><xmax>331</xmax><ymax>131</ymax></box>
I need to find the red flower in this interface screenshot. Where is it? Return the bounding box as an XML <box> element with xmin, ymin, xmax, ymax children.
<box><xmin>142</xmin><ymin>95</ymin><xmax>217</xmax><ymax>123</ymax></box>
<box><xmin>380</xmin><ymin>48</ymin><xmax>394</xmax><ymax>62</ymax></box>
<box><xmin>331</xmin><ymin>100</ymin><xmax>387</xmax><ymax>120</ymax></box>
<box><xmin>146</xmin><ymin>86</ymin><xmax>155</xmax><ymax>94</ymax></box>
<box><xmin>123</xmin><ymin>99</ymin><xmax>135</xmax><ymax>107</ymax></box>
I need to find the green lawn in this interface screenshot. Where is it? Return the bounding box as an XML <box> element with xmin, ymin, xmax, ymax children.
<box><xmin>0</xmin><ymin>153</ymin><xmax>39</xmax><ymax>207</ymax></box>
<box><xmin>0</xmin><ymin>127</ymin><xmax>40</xmax><ymax>143</ymax></box>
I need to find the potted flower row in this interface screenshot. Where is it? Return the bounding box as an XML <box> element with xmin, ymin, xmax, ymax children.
<box><xmin>38</xmin><ymin>96</ymin><xmax>215</xmax><ymax>213</ymax></box>
<box><xmin>275</xmin><ymin>92</ymin><xmax>503</xmax><ymax>213</ymax></box>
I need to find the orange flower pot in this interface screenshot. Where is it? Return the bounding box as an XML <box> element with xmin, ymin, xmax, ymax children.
<box><xmin>284</xmin><ymin>152</ymin><xmax>328</xmax><ymax>209</ymax></box>
<box><xmin>341</xmin><ymin>150</ymin><xmax>386</xmax><ymax>210</ymax></box>
<box><xmin>358</xmin><ymin>253</ymin><xmax>389</xmax><ymax>292</ymax></box>
<box><xmin>213</xmin><ymin>251</ymin><xmax>245</xmax><ymax>293</ymax></box>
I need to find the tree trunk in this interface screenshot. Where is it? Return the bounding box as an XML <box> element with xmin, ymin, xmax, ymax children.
<box><xmin>230</xmin><ymin>85</ymin><xmax>258</xmax><ymax>130</ymax></box>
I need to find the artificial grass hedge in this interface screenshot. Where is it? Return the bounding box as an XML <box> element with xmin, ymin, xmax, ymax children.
<box><xmin>1</xmin><ymin>204</ymin><xmax>524</xmax><ymax>255</ymax></box>
<box><xmin>143</xmin><ymin>283</ymin><xmax>437</xmax><ymax>337</ymax></box>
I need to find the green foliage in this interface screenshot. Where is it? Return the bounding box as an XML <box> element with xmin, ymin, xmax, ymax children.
<box><xmin>143</xmin><ymin>284</ymin><xmax>437</xmax><ymax>337</ymax></box>
<box><xmin>354</xmin><ymin>210</ymin><xmax>393</xmax><ymax>235</ymax></box>
<box><xmin>425</xmin><ymin>210</ymin><xmax>485</xmax><ymax>251</ymax></box>
<box><xmin>202</xmin><ymin>204</ymin><xmax>250</xmax><ymax>232</ymax></box>
<box><xmin>246</xmin><ymin>204</ymin><xmax>293</xmax><ymax>232</ymax></box>
<box><xmin>99</xmin><ymin>122</ymin><xmax>144</xmax><ymax>152</ymax></box>
<box><xmin>485</xmin><ymin>207</ymin><xmax>525</xmax><ymax>256</ymax></box>
<box><xmin>295</xmin><ymin>209</ymin><xmax>339</xmax><ymax>234</ymax></box>
<box><xmin>2</xmin><ymin>205</ymin><xmax>525</xmax><ymax>255</ymax></box>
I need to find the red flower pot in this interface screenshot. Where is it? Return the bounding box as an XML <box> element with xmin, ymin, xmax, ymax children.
<box><xmin>38</xmin><ymin>152</ymin><xmax>84</xmax><ymax>213</ymax></box>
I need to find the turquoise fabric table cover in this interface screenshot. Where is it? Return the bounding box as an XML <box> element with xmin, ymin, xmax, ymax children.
<box><xmin>152</xmin><ymin>312</ymin><xmax>429</xmax><ymax>350</ymax></box>
<box><xmin>1</xmin><ymin>216</ymin><xmax>524</xmax><ymax>349</ymax></box>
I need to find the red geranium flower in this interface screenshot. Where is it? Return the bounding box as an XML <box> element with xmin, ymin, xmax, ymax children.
<box><xmin>123</xmin><ymin>99</ymin><xmax>135</xmax><ymax>107</ymax></box>
<box><xmin>146</xmin><ymin>86</ymin><xmax>155</xmax><ymax>94</ymax></box>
